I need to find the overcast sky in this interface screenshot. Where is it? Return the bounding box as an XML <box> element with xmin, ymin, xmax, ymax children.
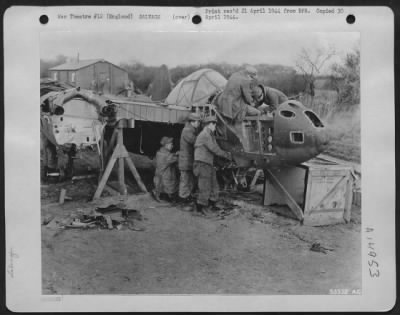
<box><xmin>40</xmin><ymin>31</ymin><xmax>359</xmax><ymax>72</ymax></box>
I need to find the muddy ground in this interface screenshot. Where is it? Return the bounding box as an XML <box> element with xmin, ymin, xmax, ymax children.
<box><xmin>41</xmin><ymin>160</ymin><xmax>361</xmax><ymax>295</ymax></box>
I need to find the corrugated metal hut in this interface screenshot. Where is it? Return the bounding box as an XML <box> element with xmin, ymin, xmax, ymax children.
<box><xmin>48</xmin><ymin>59</ymin><xmax>129</xmax><ymax>95</ymax></box>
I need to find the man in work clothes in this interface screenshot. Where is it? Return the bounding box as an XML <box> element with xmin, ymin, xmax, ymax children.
<box><xmin>252</xmin><ymin>84</ymin><xmax>288</xmax><ymax>113</ymax></box>
<box><xmin>217</xmin><ymin>65</ymin><xmax>261</xmax><ymax>123</ymax></box>
<box><xmin>178</xmin><ymin>113</ymin><xmax>201</xmax><ymax>203</ymax></box>
<box><xmin>152</xmin><ymin>136</ymin><xmax>179</xmax><ymax>202</ymax></box>
<box><xmin>193</xmin><ymin>116</ymin><xmax>232</xmax><ymax>215</ymax></box>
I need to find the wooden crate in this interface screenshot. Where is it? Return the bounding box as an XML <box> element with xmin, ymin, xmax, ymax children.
<box><xmin>263</xmin><ymin>161</ymin><xmax>354</xmax><ymax>226</ymax></box>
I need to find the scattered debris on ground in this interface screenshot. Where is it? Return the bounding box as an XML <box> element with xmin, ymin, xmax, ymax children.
<box><xmin>310</xmin><ymin>243</ymin><xmax>334</xmax><ymax>254</ymax></box>
<box><xmin>43</xmin><ymin>203</ymin><xmax>147</xmax><ymax>232</ymax></box>
<box><xmin>211</xmin><ymin>199</ymin><xmax>240</xmax><ymax>220</ymax></box>
<box><xmin>41</xmin><ymin>159</ymin><xmax>361</xmax><ymax>295</ymax></box>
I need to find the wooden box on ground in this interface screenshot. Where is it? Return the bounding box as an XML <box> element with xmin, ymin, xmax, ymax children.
<box><xmin>263</xmin><ymin>159</ymin><xmax>354</xmax><ymax>226</ymax></box>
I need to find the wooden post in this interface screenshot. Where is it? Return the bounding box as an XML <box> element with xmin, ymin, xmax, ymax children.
<box><xmin>250</xmin><ymin>169</ymin><xmax>263</xmax><ymax>190</ymax></box>
<box><xmin>59</xmin><ymin>189</ymin><xmax>66</xmax><ymax>204</ymax></box>
<box><xmin>118</xmin><ymin>157</ymin><xmax>126</xmax><ymax>194</ymax></box>
<box><xmin>125</xmin><ymin>156</ymin><xmax>148</xmax><ymax>193</ymax></box>
<box><xmin>104</xmin><ymin>128</ymin><xmax>118</xmax><ymax>162</ymax></box>
<box><xmin>117</xmin><ymin>128</ymin><xmax>127</xmax><ymax>195</ymax></box>
<box><xmin>93</xmin><ymin>148</ymin><xmax>119</xmax><ymax>199</ymax></box>
<box><xmin>343</xmin><ymin>175</ymin><xmax>354</xmax><ymax>223</ymax></box>
<box><xmin>99</xmin><ymin>127</ymin><xmax>105</xmax><ymax>173</ymax></box>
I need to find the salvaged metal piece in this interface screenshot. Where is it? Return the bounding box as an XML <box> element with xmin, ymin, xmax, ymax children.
<box><xmin>40</xmin><ymin>85</ymin><xmax>115</xmax><ymax>181</ymax></box>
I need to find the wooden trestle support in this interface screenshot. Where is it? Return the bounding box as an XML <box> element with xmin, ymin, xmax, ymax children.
<box><xmin>93</xmin><ymin>122</ymin><xmax>148</xmax><ymax>200</ymax></box>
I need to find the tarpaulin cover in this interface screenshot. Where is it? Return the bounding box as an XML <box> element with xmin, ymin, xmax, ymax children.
<box><xmin>165</xmin><ymin>69</ymin><xmax>227</xmax><ymax>108</ymax></box>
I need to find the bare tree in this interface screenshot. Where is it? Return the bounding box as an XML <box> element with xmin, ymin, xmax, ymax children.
<box><xmin>40</xmin><ymin>54</ymin><xmax>69</xmax><ymax>78</ymax></box>
<box><xmin>295</xmin><ymin>47</ymin><xmax>336</xmax><ymax>104</ymax></box>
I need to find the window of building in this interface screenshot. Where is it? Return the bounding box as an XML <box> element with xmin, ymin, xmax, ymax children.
<box><xmin>53</xmin><ymin>72</ymin><xmax>58</xmax><ymax>80</ymax></box>
<box><xmin>70</xmin><ymin>72</ymin><xmax>76</xmax><ymax>83</ymax></box>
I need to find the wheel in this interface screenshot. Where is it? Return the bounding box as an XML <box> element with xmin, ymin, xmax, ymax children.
<box><xmin>237</xmin><ymin>179</ymin><xmax>250</xmax><ymax>192</ymax></box>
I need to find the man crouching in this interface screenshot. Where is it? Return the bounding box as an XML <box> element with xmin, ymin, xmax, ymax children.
<box><xmin>193</xmin><ymin>116</ymin><xmax>232</xmax><ymax>215</ymax></box>
<box><xmin>152</xmin><ymin>136</ymin><xmax>179</xmax><ymax>202</ymax></box>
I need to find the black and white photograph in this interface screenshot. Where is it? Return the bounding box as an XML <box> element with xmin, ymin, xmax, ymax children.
<box><xmin>39</xmin><ymin>30</ymin><xmax>362</xmax><ymax>295</ymax></box>
<box><xmin>4</xmin><ymin>6</ymin><xmax>396</xmax><ymax>312</ymax></box>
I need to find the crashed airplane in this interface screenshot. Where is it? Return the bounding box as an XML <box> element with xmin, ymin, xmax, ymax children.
<box><xmin>40</xmin><ymin>68</ymin><xmax>329</xmax><ymax>187</ymax></box>
<box><xmin>165</xmin><ymin>69</ymin><xmax>330</xmax><ymax>169</ymax></box>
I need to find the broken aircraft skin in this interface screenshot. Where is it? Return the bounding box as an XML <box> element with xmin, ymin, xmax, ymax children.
<box><xmin>212</xmin><ymin>100</ymin><xmax>330</xmax><ymax>170</ymax></box>
<box><xmin>40</xmin><ymin>85</ymin><xmax>118</xmax><ymax>178</ymax></box>
<box><xmin>40</xmin><ymin>68</ymin><xmax>330</xmax><ymax>184</ymax></box>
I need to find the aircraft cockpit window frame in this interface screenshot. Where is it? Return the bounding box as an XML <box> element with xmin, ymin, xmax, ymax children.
<box><xmin>279</xmin><ymin>110</ymin><xmax>296</xmax><ymax>119</ymax></box>
<box><xmin>290</xmin><ymin>131</ymin><xmax>304</xmax><ymax>144</ymax></box>
<box><xmin>303</xmin><ymin>110</ymin><xmax>324</xmax><ymax>128</ymax></box>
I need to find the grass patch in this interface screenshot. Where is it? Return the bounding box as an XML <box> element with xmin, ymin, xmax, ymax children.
<box><xmin>325</xmin><ymin>104</ymin><xmax>360</xmax><ymax>163</ymax></box>
<box><xmin>299</xmin><ymin>89</ymin><xmax>360</xmax><ymax>163</ymax></box>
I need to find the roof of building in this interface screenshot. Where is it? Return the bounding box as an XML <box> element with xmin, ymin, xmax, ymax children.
<box><xmin>49</xmin><ymin>59</ymin><xmax>126</xmax><ymax>72</ymax></box>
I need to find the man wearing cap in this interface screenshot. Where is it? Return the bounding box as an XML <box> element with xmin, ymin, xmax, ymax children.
<box><xmin>178</xmin><ymin>113</ymin><xmax>201</xmax><ymax>203</ymax></box>
<box><xmin>152</xmin><ymin>136</ymin><xmax>179</xmax><ymax>202</ymax></box>
<box><xmin>252</xmin><ymin>84</ymin><xmax>288</xmax><ymax>113</ymax></box>
<box><xmin>217</xmin><ymin>65</ymin><xmax>261</xmax><ymax>123</ymax></box>
<box><xmin>193</xmin><ymin>116</ymin><xmax>232</xmax><ymax>215</ymax></box>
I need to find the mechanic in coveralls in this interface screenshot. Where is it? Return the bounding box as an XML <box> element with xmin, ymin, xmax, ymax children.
<box><xmin>218</xmin><ymin>65</ymin><xmax>261</xmax><ymax>122</ymax></box>
<box><xmin>152</xmin><ymin>136</ymin><xmax>179</xmax><ymax>202</ymax></box>
<box><xmin>178</xmin><ymin>113</ymin><xmax>202</xmax><ymax>204</ymax></box>
<box><xmin>193</xmin><ymin>116</ymin><xmax>232</xmax><ymax>215</ymax></box>
<box><xmin>252</xmin><ymin>84</ymin><xmax>289</xmax><ymax>113</ymax></box>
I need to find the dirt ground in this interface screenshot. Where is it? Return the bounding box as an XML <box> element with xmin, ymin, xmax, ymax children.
<box><xmin>41</xmin><ymin>169</ymin><xmax>361</xmax><ymax>295</ymax></box>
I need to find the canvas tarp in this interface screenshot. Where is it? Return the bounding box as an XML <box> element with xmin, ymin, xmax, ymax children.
<box><xmin>165</xmin><ymin>69</ymin><xmax>227</xmax><ymax>108</ymax></box>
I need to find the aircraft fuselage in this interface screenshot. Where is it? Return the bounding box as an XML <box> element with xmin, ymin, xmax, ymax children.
<box><xmin>215</xmin><ymin>100</ymin><xmax>329</xmax><ymax>169</ymax></box>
